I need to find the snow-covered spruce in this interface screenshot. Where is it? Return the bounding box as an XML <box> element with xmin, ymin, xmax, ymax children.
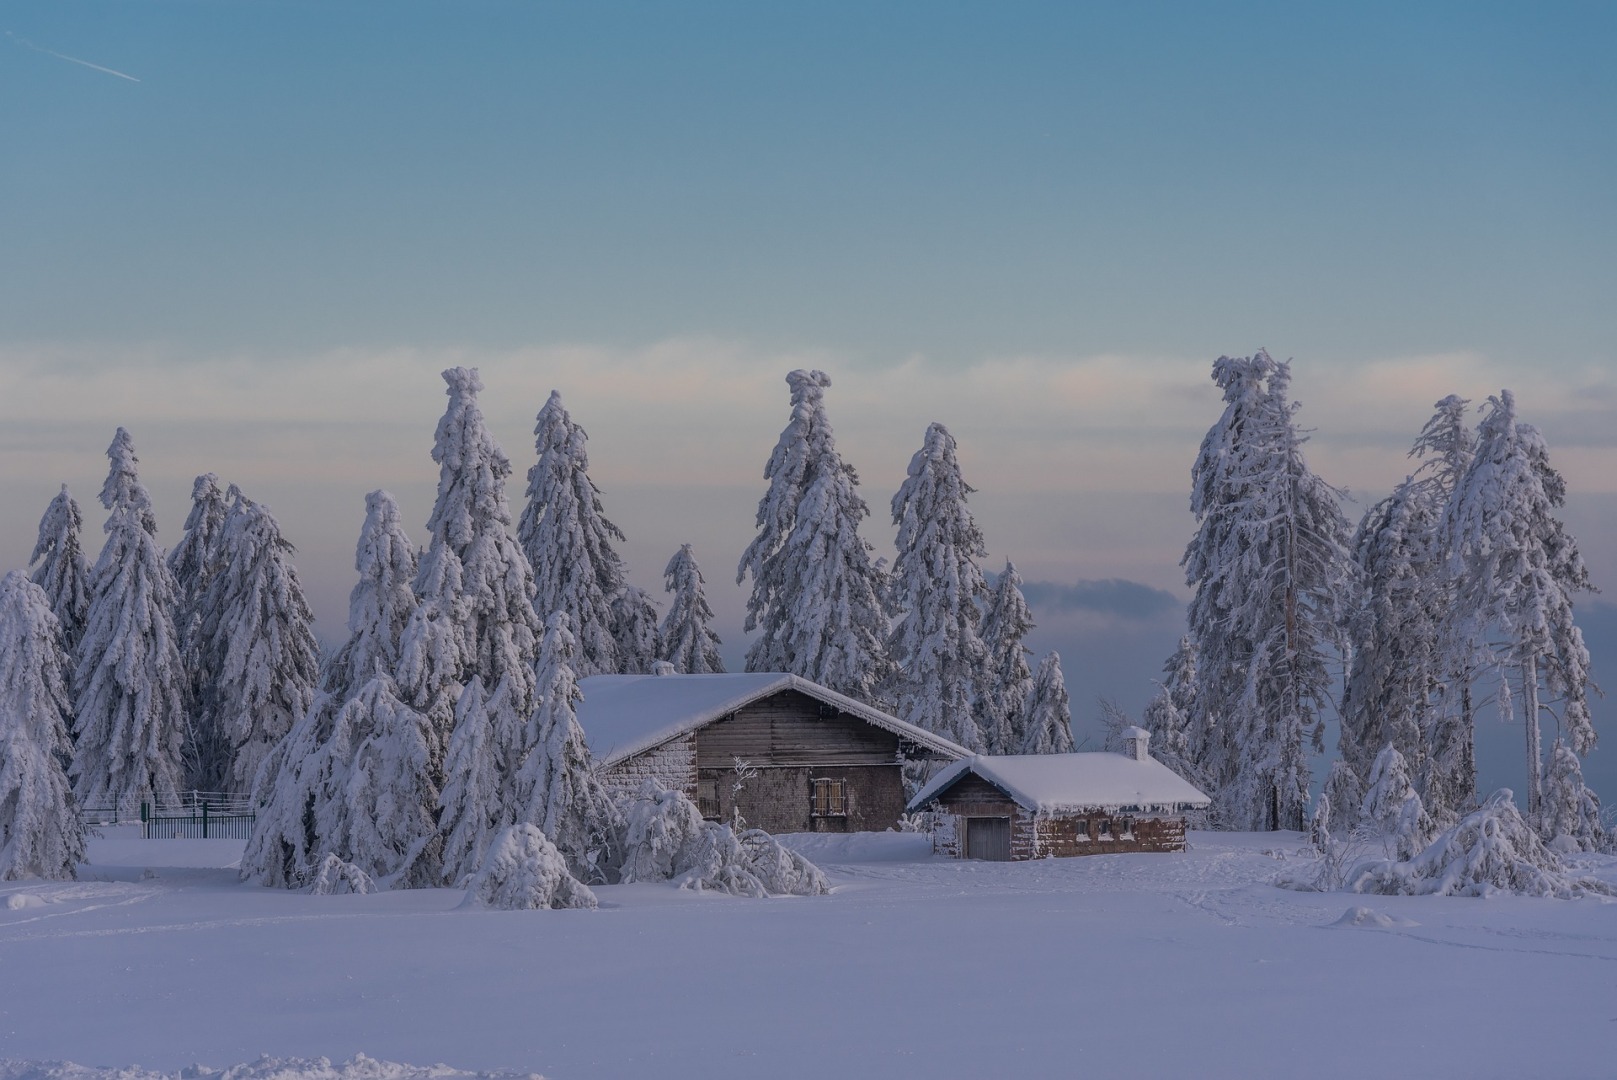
<box><xmin>337</xmin><ymin>673</ymin><xmax>443</xmax><ymax>888</ymax></box>
<box><xmin>460</xmin><ymin>823</ymin><xmax>597</xmax><ymax>910</ymax></box>
<box><xmin>615</xmin><ymin>783</ymin><xmax>828</xmax><ymax>897</ymax></box>
<box><xmin>1319</xmin><ymin>760</ymin><xmax>1365</xmax><ymax>834</ymax></box>
<box><xmin>28</xmin><ymin>485</ymin><xmax>91</xmax><ymax>663</ymax></box>
<box><xmin>1181</xmin><ymin>354</ymin><xmax>1353</xmax><ymax>831</ymax></box>
<box><xmin>979</xmin><ymin>560</ymin><xmax>1035</xmax><ymax>754</ymax></box>
<box><xmin>1410</xmin><ymin>395</ymin><xmax>1483</xmax><ymax>818</ymax></box>
<box><xmin>518</xmin><ymin>389</ymin><xmax>628</xmax><ymax>678</ymax></box>
<box><xmin>196</xmin><ymin>493</ymin><xmax>321</xmax><ymax>795</ymax></box>
<box><xmin>241</xmin><ymin>691</ymin><xmax>341</xmax><ymax>889</ymax></box>
<box><xmin>1348</xmin><ymin>789</ymin><xmax>1614</xmax><ymax>899</ymax></box>
<box><xmin>167</xmin><ymin>474</ymin><xmax>233</xmax><ymax>790</ymax></box>
<box><xmin>1359</xmin><ymin>744</ymin><xmax>1434</xmax><ymax>861</ymax></box>
<box><xmin>438</xmin><ymin>675</ymin><xmax>503</xmax><ymax>885</ymax></box>
<box><xmin>1140</xmin><ymin>636</ymin><xmax>1207</xmax><ymax>790</ymax></box>
<box><xmin>1444</xmin><ymin>389</ymin><xmax>1596</xmax><ymax>821</ymax></box>
<box><xmin>736</xmin><ymin>369</ymin><xmax>892</xmax><ymax>700</ymax></box>
<box><xmin>1540</xmin><ymin>743</ymin><xmax>1608</xmax><ymax>854</ymax></box>
<box><xmin>418</xmin><ymin>366</ymin><xmax>541</xmax><ymax>713</ymax></box>
<box><xmin>0</xmin><ymin>572</ymin><xmax>85</xmax><ymax>881</ymax></box>
<box><xmin>658</xmin><ymin>544</ymin><xmax>725</xmax><ymax>674</ymax></box>
<box><xmin>308</xmin><ymin>853</ymin><xmax>376</xmax><ymax>896</ymax></box>
<box><xmin>72</xmin><ymin>429</ymin><xmax>186</xmax><ymax>815</ymax></box>
<box><xmin>610</xmin><ymin>584</ymin><xmax>662</xmax><ymax>675</ymax></box>
<box><xmin>1019</xmin><ymin>652</ymin><xmax>1075</xmax><ymax>755</ymax></box>
<box><xmin>511</xmin><ymin>612</ymin><xmax>620</xmax><ymax>879</ymax></box>
<box><xmin>324</xmin><ymin>490</ymin><xmax>420</xmax><ymax>706</ymax></box>
<box><xmin>886</xmin><ymin>422</ymin><xmax>990</xmax><ymax>751</ymax></box>
<box><xmin>394</xmin><ymin>596</ymin><xmax>462</xmax><ymax>767</ymax></box>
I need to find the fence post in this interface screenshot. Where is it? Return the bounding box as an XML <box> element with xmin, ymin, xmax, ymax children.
<box><xmin>140</xmin><ymin>800</ymin><xmax>149</xmax><ymax>839</ymax></box>
<box><xmin>202</xmin><ymin>801</ymin><xmax>210</xmax><ymax>839</ymax></box>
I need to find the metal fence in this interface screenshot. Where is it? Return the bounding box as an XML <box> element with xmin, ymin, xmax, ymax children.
<box><xmin>78</xmin><ymin>792</ymin><xmax>256</xmax><ymax>838</ymax></box>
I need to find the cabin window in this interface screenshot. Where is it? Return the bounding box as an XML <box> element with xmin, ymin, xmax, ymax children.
<box><xmin>697</xmin><ymin>779</ymin><xmax>721</xmax><ymax>820</ymax></box>
<box><xmin>1097</xmin><ymin>818</ymin><xmax>1113</xmax><ymax>840</ymax></box>
<box><xmin>812</xmin><ymin>778</ymin><xmax>847</xmax><ymax>817</ymax></box>
<box><xmin>1120</xmin><ymin>818</ymin><xmax>1136</xmax><ymax>840</ymax></box>
<box><xmin>1073</xmin><ymin>818</ymin><xmax>1088</xmax><ymax>839</ymax></box>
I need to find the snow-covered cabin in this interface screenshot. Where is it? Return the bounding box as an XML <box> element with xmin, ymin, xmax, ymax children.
<box><xmin>577</xmin><ymin>672</ymin><xmax>969</xmax><ymax>833</ymax></box>
<box><xmin>907</xmin><ymin>730</ymin><xmax>1211</xmax><ymax>860</ymax></box>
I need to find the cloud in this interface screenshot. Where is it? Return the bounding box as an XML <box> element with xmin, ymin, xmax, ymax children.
<box><xmin>1018</xmin><ymin>578</ymin><xmax>1183</xmax><ymax>622</ymax></box>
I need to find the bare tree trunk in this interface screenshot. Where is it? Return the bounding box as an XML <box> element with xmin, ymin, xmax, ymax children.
<box><xmin>1522</xmin><ymin>657</ymin><xmax>1542</xmax><ymax>818</ymax></box>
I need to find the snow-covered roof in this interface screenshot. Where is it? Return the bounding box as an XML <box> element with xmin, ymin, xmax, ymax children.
<box><xmin>907</xmin><ymin>753</ymin><xmax>1211</xmax><ymax>814</ymax></box>
<box><xmin>575</xmin><ymin>672</ymin><xmax>970</xmax><ymax>767</ymax></box>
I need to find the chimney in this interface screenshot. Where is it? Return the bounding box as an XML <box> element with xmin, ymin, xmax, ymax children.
<box><xmin>1121</xmin><ymin>726</ymin><xmax>1151</xmax><ymax>762</ymax></box>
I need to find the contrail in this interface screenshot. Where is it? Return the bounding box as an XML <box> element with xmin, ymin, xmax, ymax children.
<box><xmin>6</xmin><ymin>30</ymin><xmax>141</xmax><ymax>82</ymax></box>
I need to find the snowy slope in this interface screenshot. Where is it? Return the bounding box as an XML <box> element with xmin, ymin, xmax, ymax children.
<box><xmin>0</xmin><ymin>829</ymin><xmax>1612</xmax><ymax>1079</ymax></box>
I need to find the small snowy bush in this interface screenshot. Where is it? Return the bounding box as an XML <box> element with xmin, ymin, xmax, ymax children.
<box><xmin>308</xmin><ymin>854</ymin><xmax>376</xmax><ymax>896</ymax></box>
<box><xmin>461</xmin><ymin>824</ymin><xmax>597</xmax><ymax>911</ymax></box>
<box><xmin>614</xmin><ymin>783</ymin><xmax>828</xmax><ymax>897</ymax></box>
<box><xmin>1348</xmin><ymin>789</ymin><xmax>1616</xmax><ymax>899</ymax></box>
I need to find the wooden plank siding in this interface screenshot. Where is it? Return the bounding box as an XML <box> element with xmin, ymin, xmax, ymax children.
<box><xmin>930</xmin><ymin>774</ymin><xmax>1190</xmax><ymax>859</ymax></box>
<box><xmin>598</xmin><ymin>688</ymin><xmax>910</xmax><ymax>832</ymax></box>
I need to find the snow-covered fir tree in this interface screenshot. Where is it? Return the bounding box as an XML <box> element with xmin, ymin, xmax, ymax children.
<box><xmin>1444</xmin><ymin>390</ymin><xmax>1595</xmax><ymax>820</ymax></box>
<box><xmin>1141</xmin><ymin>636</ymin><xmax>1205</xmax><ymax>787</ymax></box>
<box><xmin>1319</xmin><ymin>760</ymin><xmax>1365</xmax><ymax>833</ymax></box>
<box><xmin>73</xmin><ymin>429</ymin><xmax>186</xmax><ymax>813</ymax></box>
<box><xmin>886</xmin><ymin>422</ymin><xmax>990</xmax><ymax>750</ymax></box>
<box><xmin>512</xmin><ymin>612</ymin><xmax>619</xmax><ymax>878</ymax></box>
<box><xmin>240</xmin><ymin>689</ymin><xmax>342</xmax><ymax>888</ymax></box>
<box><xmin>980</xmin><ymin>561</ymin><xmax>1036</xmax><ymax>754</ymax></box>
<box><xmin>197</xmin><ymin>493</ymin><xmax>321</xmax><ymax>795</ymax></box>
<box><xmin>1409</xmin><ymin>395</ymin><xmax>1481</xmax><ymax>818</ymax></box>
<box><xmin>736</xmin><ymin>370</ymin><xmax>892</xmax><ymax>700</ymax></box>
<box><xmin>394</xmin><ymin>595</ymin><xmax>463</xmax><ymax>765</ymax></box>
<box><xmin>1181</xmin><ymin>353</ymin><xmax>1353</xmax><ymax>831</ymax></box>
<box><xmin>438</xmin><ymin>675</ymin><xmax>503</xmax><ymax>884</ymax></box>
<box><xmin>519</xmin><ymin>390</ymin><xmax>627</xmax><ymax>677</ymax></box>
<box><xmin>659</xmin><ymin>544</ymin><xmax>725</xmax><ymax>674</ymax></box>
<box><xmin>418</xmin><ymin>367</ymin><xmax>541</xmax><ymax>711</ymax></box>
<box><xmin>324</xmin><ymin>490</ymin><xmax>419</xmax><ymax>706</ymax></box>
<box><xmin>166</xmin><ymin>474</ymin><xmax>233</xmax><ymax>789</ymax></box>
<box><xmin>338</xmin><ymin>672</ymin><xmax>442</xmax><ymax>888</ymax></box>
<box><xmin>1019</xmin><ymin>652</ymin><xmax>1075</xmax><ymax>755</ymax></box>
<box><xmin>610</xmin><ymin>584</ymin><xmax>662</xmax><ymax>675</ymax></box>
<box><xmin>28</xmin><ymin>485</ymin><xmax>91</xmax><ymax>663</ymax></box>
<box><xmin>1341</xmin><ymin>474</ymin><xmax>1441</xmax><ymax>787</ymax></box>
<box><xmin>1359</xmin><ymin>744</ymin><xmax>1433</xmax><ymax>860</ymax></box>
<box><xmin>1539</xmin><ymin>742</ymin><xmax>1606</xmax><ymax>853</ymax></box>
<box><xmin>0</xmin><ymin>572</ymin><xmax>85</xmax><ymax>881</ymax></box>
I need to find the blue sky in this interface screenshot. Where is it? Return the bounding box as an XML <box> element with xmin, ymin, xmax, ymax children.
<box><xmin>2</xmin><ymin>1</ymin><xmax>1614</xmax><ymax>801</ymax></box>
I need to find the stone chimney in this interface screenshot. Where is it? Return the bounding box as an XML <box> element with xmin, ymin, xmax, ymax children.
<box><xmin>1120</xmin><ymin>726</ymin><xmax>1152</xmax><ymax>762</ymax></box>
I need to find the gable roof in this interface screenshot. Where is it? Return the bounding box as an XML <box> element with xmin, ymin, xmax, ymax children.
<box><xmin>907</xmin><ymin>753</ymin><xmax>1211</xmax><ymax>814</ymax></box>
<box><xmin>575</xmin><ymin>672</ymin><xmax>970</xmax><ymax>767</ymax></box>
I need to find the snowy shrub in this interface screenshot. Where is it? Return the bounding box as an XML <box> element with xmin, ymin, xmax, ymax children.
<box><xmin>1348</xmin><ymin>789</ymin><xmax>1615</xmax><ymax>899</ymax></box>
<box><xmin>614</xmin><ymin>783</ymin><xmax>828</xmax><ymax>897</ymax></box>
<box><xmin>617</xmin><ymin>783</ymin><xmax>707</xmax><ymax>884</ymax></box>
<box><xmin>461</xmin><ymin>824</ymin><xmax>597</xmax><ymax>911</ymax></box>
<box><xmin>308</xmin><ymin>853</ymin><xmax>376</xmax><ymax>896</ymax></box>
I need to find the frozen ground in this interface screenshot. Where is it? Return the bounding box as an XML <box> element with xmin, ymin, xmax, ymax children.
<box><xmin>2</xmin><ymin>826</ymin><xmax>1615</xmax><ymax>1079</ymax></box>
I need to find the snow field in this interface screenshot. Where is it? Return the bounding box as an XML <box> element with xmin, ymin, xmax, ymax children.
<box><xmin>2</xmin><ymin>832</ymin><xmax>1614</xmax><ymax>1080</ymax></box>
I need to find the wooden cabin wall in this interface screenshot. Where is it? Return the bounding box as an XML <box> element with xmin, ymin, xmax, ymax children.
<box><xmin>703</xmin><ymin>763</ymin><xmax>906</xmax><ymax>834</ymax></box>
<box><xmin>694</xmin><ymin>689</ymin><xmax>901</xmax><ymax>767</ymax></box>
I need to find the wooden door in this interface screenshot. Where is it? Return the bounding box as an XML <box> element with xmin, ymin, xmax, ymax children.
<box><xmin>965</xmin><ymin>816</ymin><xmax>1012</xmax><ymax>861</ymax></box>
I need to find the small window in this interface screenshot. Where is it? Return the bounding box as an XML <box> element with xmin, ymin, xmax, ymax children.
<box><xmin>1120</xmin><ymin>818</ymin><xmax>1136</xmax><ymax>840</ymax></box>
<box><xmin>812</xmin><ymin>778</ymin><xmax>847</xmax><ymax>817</ymax></box>
<box><xmin>697</xmin><ymin>779</ymin><xmax>720</xmax><ymax>820</ymax></box>
<box><xmin>1074</xmin><ymin>818</ymin><xmax>1088</xmax><ymax>840</ymax></box>
<box><xmin>1097</xmin><ymin>818</ymin><xmax>1113</xmax><ymax>840</ymax></box>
